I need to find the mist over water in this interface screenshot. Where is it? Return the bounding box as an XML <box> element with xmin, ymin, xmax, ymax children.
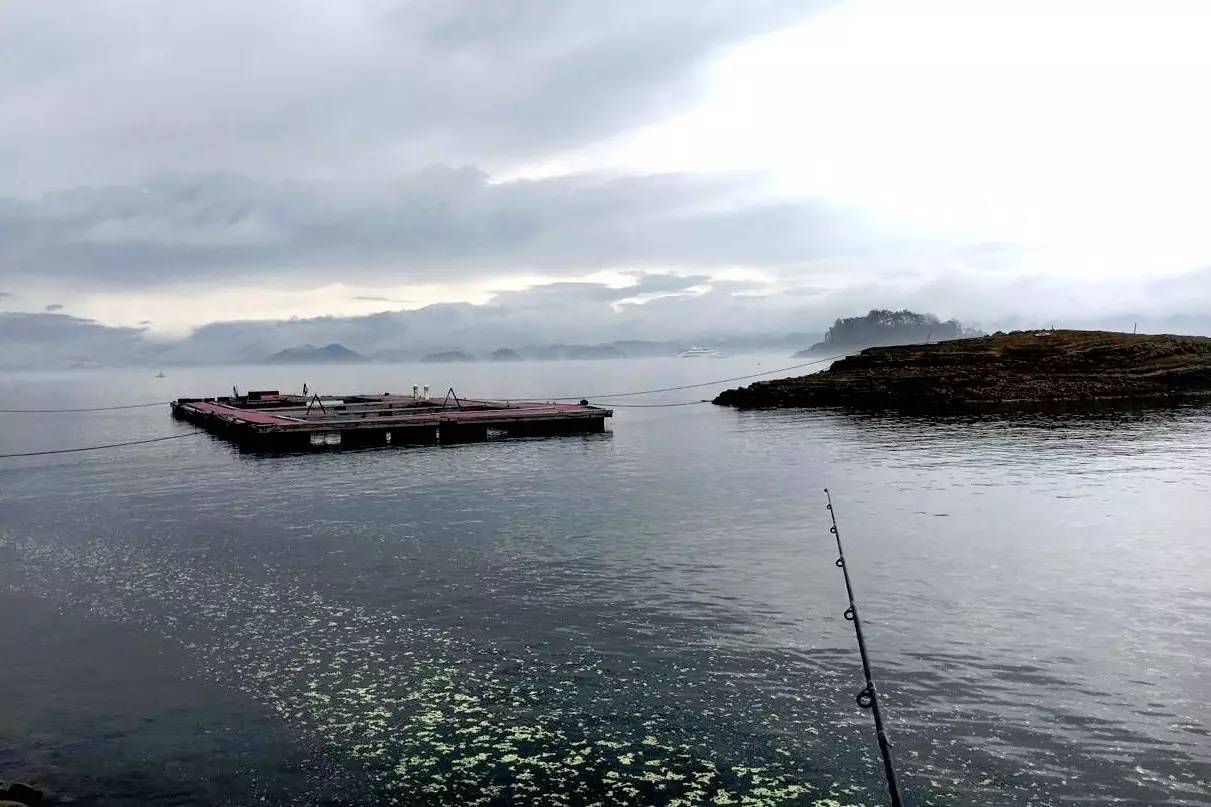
<box><xmin>2</xmin><ymin>358</ymin><xmax>1210</xmax><ymax>806</ymax></box>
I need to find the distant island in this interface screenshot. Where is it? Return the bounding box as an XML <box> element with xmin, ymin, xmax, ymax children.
<box><xmin>515</xmin><ymin>343</ymin><xmax>633</xmax><ymax>360</ymax></box>
<box><xmin>716</xmin><ymin>330</ymin><xmax>1211</xmax><ymax>410</ymax></box>
<box><xmin>490</xmin><ymin>348</ymin><xmax>523</xmax><ymax>362</ymax></box>
<box><xmin>267</xmin><ymin>343</ymin><xmax>363</xmax><ymax>363</ymax></box>
<box><xmin>422</xmin><ymin>350</ymin><xmax>475</xmax><ymax>363</ymax></box>
<box><xmin>564</xmin><ymin>344</ymin><xmax>624</xmax><ymax>360</ymax></box>
<box><xmin>792</xmin><ymin>309</ymin><xmax>974</xmax><ymax>356</ymax></box>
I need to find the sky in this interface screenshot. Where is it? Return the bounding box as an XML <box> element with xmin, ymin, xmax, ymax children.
<box><xmin>3</xmin><ymin>0</ymin><xmax>1211</xmax><ymax>363</ymax></box>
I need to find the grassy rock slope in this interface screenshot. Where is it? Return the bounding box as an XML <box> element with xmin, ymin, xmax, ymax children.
<box><xmin>715</xmin><ymin>330</ymin><xmax>1211</xmax><ymax>410</ymax></box>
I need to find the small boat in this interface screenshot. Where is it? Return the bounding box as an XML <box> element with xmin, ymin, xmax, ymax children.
<box><xmin>677</xmin><ymin>346</ymin><xmax>726</xmax><ymax>358</ymax></box>
<box><xmin>155</xmin><ymin>371</ymin><xmax>166</xmax><ymax>378</ymax></box>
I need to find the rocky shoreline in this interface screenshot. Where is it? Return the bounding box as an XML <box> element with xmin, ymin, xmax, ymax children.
<box><xmin>714</xmin><ymin>330</ymin><xmax>1211</xmax><ymax>411</ymax></box>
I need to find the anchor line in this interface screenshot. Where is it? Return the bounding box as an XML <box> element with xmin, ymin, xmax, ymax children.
<box><xmin>0</xmin><ymin>351</ymin><xmax>862</xmax><ymax>414</ymax></box>
<box><xmin>0</xmin><ymin>430</ymin><xmax>204</xmax><ymax>458</ymax></box>
<box><xmin>0</xmin><ymin>401</ymin><xmax>172</xmax><ymax>413</ymax></box>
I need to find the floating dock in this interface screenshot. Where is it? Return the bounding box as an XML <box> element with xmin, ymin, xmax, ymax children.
<box><xmin>172</xmin><ymin>390</ymin><xmax>611</xmax><ymax>449</ymax></box>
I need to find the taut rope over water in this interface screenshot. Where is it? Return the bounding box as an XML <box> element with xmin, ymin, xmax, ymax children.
<box><xmin>824</xmin><ymin>488</ymin><xmax>905</xmax><ymax>807</ymax></box>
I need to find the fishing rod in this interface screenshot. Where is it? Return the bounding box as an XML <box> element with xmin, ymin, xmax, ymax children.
<box><xmin>824</xmin><ymin>488</ymin><xmax>905</xmax><ymax>807</ymax></box>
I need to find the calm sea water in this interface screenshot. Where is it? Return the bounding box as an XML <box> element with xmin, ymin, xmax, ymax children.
<box><xmin>1</xmin><ymin>357</ymin><xmax>1209</xmax><ymax>806</ymax></box>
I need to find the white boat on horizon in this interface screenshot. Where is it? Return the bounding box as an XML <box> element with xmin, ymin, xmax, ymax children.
<box><xmin>677</xmin><ymin>346</ymin><xmax>727</xmax><ymax>358</ymax></box>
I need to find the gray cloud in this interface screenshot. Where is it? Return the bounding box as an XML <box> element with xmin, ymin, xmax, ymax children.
<box><xmin>1146</xmin><ymin>265</ymin><xmax>1211</xmax><ymax>302</ymax></box>
<box><xmin>3</xmin><ymin>0</ymin><xmax>1206</xmax><ymax>347</ymax></box>
<box><xmin>0</xmin><ymin>170</ymin><xmax>876</xmax><ymax>290</ymax></box>
<box><xmin>621</xmin><ymin>273</ymin><xmax>714</xmax><ymax>296</ymax></box>
<box><xmin>0</xmin><ymin>1</ymin><xmax>825</xmax><ymax>195</ymax></box>
<box><xmin>352</xmin><ymin>296</ymin><xmax>410</xmax><ymax>304</ymax></box>
<box><xmin>44</xmin><ymin>303</ymin><xmax>63</xmax><ymax>311</ymax></box>
<box><xmin>0</xmin><ymin>0</ymin><xmax>901</xmax><ymax>334</ymax></box>
<box><xmin>489</xmin><ymin>274</ymin><xmax>710</xmax><ymax>308</ymax></box>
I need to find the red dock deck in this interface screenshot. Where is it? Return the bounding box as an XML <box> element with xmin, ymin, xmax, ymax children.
<box><xmin>172</xmin><ymin>391</ymin><xmax>611</xmax><ymax>448</ymax></box>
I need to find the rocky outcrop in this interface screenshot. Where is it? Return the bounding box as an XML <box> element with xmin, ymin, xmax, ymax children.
<box><xmin>715</xmin><ymin>330</ymin><xmax>1211</xmax><ymax>410</ymax></box>
<box><xmin>0</xmin><ymin>782</ymin><xmax>43</xmax><ymax>806</ymax></box>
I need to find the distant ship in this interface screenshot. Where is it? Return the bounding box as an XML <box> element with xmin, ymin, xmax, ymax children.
<box><xmin>155</xmin><ymin>371</ymin><xmax>166</xmax><ymax>378</ymax></box>
<box><xmin>677</xmin><ymin>346</ymin><xmax>726</xmax><ymax>358</ymax></box>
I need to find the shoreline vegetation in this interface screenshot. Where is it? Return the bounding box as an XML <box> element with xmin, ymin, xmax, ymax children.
<box><xmin>714</xmin><ymin>330</ymin><xmax>1211</xmax><ymax>411</ymax></box>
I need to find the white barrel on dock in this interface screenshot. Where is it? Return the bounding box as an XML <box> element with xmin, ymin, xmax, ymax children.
<box><xmin>412</xmin><ymin>384</ymin><xmax>420</xmax><ymax>398</ymax></box>
<box><xmin>423</xmin><ymin>384</ymin><xmax>430</xmax><ymax>400</ymax></box>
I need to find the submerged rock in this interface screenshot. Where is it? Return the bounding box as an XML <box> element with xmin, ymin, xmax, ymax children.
<box><xmin>715</xmin><ymin>330</ymin><xmax>1211</xmax><ymax>411</ymax></box>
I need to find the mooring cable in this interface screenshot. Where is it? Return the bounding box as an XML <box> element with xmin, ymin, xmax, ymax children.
<box><xmin>491</xmin><ymin>350</ymin><xmax>859</xmax><ymax>401</ymax></box>
<box><xmin>0</xmin><ymin>430</ymin><xmax>204</xmax><ymax>458</ymax></box>
<box><xmin>824</xmin><ymin>488</ymin><xmax>905</xmax><ymax>807</ymax></box>
<box><xmin>589</xmin><ymin>400</ymin><xmax>710</xmax><ymax>408</ymax></box>
<box><xmin>0</xmin><ymin>400</ymin><xmax>173</xmax><ymax>413</ymax></box>
<box><xmin>0</xmin><ymin>350</ymin><xmax>859</xmax><ymax>414</ymax></box>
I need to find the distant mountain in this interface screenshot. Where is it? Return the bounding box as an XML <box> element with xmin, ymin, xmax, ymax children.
<box><xmin>422</xmin><ymin>350</ymin><xmax>475</xmax><ymax>363</ymax></box>
<box><xmin>267</xmin><ymin>343</ymin><xmax>362</xmax><ymax>363</ymax></box>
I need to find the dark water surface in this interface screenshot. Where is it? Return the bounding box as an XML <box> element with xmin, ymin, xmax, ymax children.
<box><xmin>1</xmin><ymin>359</ymin><xmax>1209</xmax><ymax>806</ymax></box>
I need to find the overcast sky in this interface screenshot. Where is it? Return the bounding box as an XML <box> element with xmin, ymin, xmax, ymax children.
<box><xmin>3</xmin><ymin>0</ymin><xmax>1211</xmax><ymax>343</ymax></box>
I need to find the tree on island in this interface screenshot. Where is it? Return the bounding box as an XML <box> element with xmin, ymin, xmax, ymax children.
<box><xmin>825</xmin><ymin>309</ymin><xmax>962</xmax><ymax>345</ymax></box>
<box><xmin>796</xmin><ymin>309</ymin><xmax>972</xmax><ymax>355</ymax></box>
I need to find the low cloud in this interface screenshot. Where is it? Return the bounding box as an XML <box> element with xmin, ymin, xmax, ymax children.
<box><xmin>11</xmin><ymin>267</ymin><xmax>1211</xmax><ymax>371</ymax></box>
<box><xmin>0</xmin><ymin>274</ymin><xmax>829</xmax><ymax>368</ymax></box>
<box><xmin>0</xmin><ymin>312</ymin><xmax>150</xmax><ymax>369</ymax></box>
<box><xmin>44</xmin><ymin>303</ymin><xmax>63</xmax><ymax>311</ymax></box>
<box><xmin>0</xmin><ymin>169</ymin><xmax>876</xmax><ymax>292</ymax></box>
